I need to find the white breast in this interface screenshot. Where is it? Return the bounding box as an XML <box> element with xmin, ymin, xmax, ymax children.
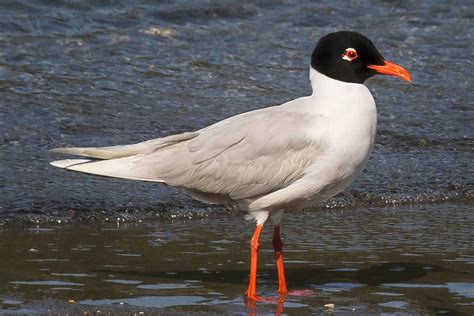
<box><xmin>247</xmin><ymin>69</ymin><xmax>377</xmax><ymax>213</ymax></box>
<box><xmin>285</xmin><ymin>69</ymin><xmax>377</xmax><ymax>208</ymax></box>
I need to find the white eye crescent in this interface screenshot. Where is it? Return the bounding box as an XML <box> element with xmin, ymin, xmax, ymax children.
<box><xmin>342</xmin><ymin>48</ymin><xmax>358</xmax><ymax>61</ymax></box>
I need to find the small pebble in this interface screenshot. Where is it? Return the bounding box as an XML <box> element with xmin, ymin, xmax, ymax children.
<box><xmin>68</xmin><ymin>299</ymin><xmax>76</xmax><ymax>304</ymax></box>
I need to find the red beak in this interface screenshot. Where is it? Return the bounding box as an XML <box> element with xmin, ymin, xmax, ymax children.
<box><xmin>367</xmin><ymin>60</ymin><xmax>412</xmax><ymax>82</ymax></box>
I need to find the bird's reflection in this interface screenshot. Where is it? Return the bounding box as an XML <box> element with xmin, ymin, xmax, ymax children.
<box><xmin>245</xmin><ymin>289</ymin><xmax>315</xmax><ymax>316</ymax></box>
<box><xmin>245</xmin><ymin>294</ymin><xmax>286</xmax><ymax>316</ymax></box>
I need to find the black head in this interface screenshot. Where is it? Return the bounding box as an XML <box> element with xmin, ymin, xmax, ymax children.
<box><xmin>311</xmin><ymin>31</ymin><xmax>406</xmax><ymax>84</ymax></box>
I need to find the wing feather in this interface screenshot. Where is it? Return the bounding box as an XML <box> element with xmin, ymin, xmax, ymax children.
<box><xmin>50</xmin><ymin>100</ymin><xmax>322</xmax><ymax>202</ymax></box>
<box><xmin>50</xmin><ymin>132</ymin><xmax>198</xmax><ymax>159</ymax></box>
<box><xmin>153</xmin><ymin>108</ymin><xmax>321</xmax><ymax>200</ymax></box>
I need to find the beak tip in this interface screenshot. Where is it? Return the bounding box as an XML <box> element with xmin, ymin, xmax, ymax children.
<box><xmin>368</xmin><ymin>60</ymin><xmax>412</xmax><ymax>83</ymax></box>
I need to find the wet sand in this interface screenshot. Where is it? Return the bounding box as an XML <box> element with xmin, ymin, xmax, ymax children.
<box><xmin>1</xmin><ymin>203</ymin><xmax>472</xmax><ymax>315</ymax></box>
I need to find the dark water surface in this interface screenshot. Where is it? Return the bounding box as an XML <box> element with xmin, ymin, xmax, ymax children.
<box><xmin>0</xmin><ymin>0</ymin><xmax>472</xmax><ymax>223</ymax></box>
<box><xmin>1</xmin><ymin>204</ymin><xmax>473</xmax><ymax>314</ymax></box>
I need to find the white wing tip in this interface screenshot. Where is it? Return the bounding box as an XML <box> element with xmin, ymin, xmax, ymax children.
<box><xmin>50</xmin><ymin>159</ymin><xmax>92</xmax><ymax>169</ymax></box>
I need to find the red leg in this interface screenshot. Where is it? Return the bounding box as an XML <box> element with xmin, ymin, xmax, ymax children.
<box><xmin>272</xmin><ymin>225</ymin><xmax>288</xmax><ymax>294</ymax></box>
<box><xmin>245</xmin><ymin>224</ymin><xmax>263</xmax><ymax>298</ymax></box>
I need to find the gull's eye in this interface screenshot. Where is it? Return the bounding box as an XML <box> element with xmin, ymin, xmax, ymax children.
<box><xmin>342</xmin><ymin>48</ymin><xmax>358</xmax><ymax>61</ymax></box>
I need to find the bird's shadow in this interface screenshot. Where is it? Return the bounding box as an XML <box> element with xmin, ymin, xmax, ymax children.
<box><xmin>96</xmin><ymin>262</ymin><xmax>450</xmax><ymax>288</ymax></box>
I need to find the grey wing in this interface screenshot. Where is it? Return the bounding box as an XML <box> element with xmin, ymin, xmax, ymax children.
<box><xmin>153</xmin><ymin>108</ymin><xmax>321</xmax><ymax>200</ymax></box>
<box><xmin>51</xmin><ymin>105</ymin><xmax>322</xmax><ymax>201</ymax></box>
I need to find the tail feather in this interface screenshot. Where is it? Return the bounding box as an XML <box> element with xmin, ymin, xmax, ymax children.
<box><xmin>50</xmin><ymin>159</ymin><xmax>92</xmax><ymax>169</ymax></box>
<box><xmin>49</xmin><ymin>132</ymin><xmax>198</xmax><ymax>182</ymax></box>
<box><xmin>50</xmin><ymin>157</ymin><xmax>164</xmax><ymax>183</ymax></box>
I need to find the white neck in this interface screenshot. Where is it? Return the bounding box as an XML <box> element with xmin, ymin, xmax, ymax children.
<box><xmin>306</xmin><ymin>66</ymin><xmax>376</xmax><ymax>125</ymax></box>
<box><xmin>309</xmin><ymin>67</ymin><xmax>363</xmax><ymax>95</ymax></box>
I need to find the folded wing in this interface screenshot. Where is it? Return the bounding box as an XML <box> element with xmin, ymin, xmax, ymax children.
<box><xmin>51</xmin><ymin>107</ymin><xmax>321</xmax><ymax>201</ymax></box>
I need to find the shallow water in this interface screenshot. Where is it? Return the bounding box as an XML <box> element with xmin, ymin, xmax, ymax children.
<box><xmin>1</xmin><ymin>204</ymin><xmax>473</xmax><ymax>314</ymax></box>
<box><xmin>0</xmin><ymin>0</ymin><xmax>472</xmax><ymax>223</ymax></box>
